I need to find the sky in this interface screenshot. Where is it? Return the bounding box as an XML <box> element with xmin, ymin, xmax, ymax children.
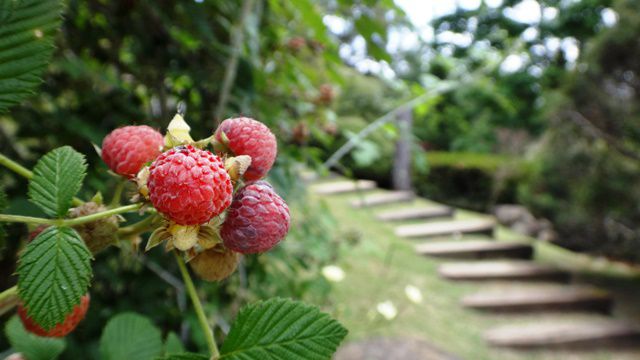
<box><xmin>324</xmin><ymin>0</ymin><xmax>618</xmax><ymax>78</ymax></box>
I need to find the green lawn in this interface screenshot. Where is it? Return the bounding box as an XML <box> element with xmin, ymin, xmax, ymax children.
<box><xmin>311</xmin><ymin>183</ymin><xmax>640</xmax><ymax>360</ymax></box>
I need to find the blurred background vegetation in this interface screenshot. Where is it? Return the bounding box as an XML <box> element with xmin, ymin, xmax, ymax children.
<box><xmin>2</xmin><ymin>0</ymin><xmax>640</xmax><ymax>356</ymax></box>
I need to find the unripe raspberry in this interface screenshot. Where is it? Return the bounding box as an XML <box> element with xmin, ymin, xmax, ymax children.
<box><xmin>189</xmin><ymin>247</ymin><xmax>239</xmax><ymax>281</ymax></box>
<box><xmin>18</xmin><ymin>294</ymin><xmax>90</xmax><ymax>337</ymax></box>
<box><xmin>148</xmin><ymin>145</ymin><xmax>233</xmax><ymax>225</ymax></box>
<box><xmin>214</xmin><ymin>117</ymin><xmax>277</xmax><ymax>181</ymax></box>
<box><xmin>69</xmin><ymin>202</ymin><xmax>119</xmax><ymax>254</ymax></box>
<box><xmin>221</xmin><ymin>181</ymin><xmax>290</xmax><ymax>254</ymax></box>
<box><xmin>102</xmin><ymin>125</ymin><xmax>164</xmax><ymax>178</ymax></box>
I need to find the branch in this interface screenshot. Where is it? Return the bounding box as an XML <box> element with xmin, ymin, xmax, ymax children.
<box><xmin>566</xmin><ymin>110</ymin><xmax>640</xmax><ymax>162</ymax></box>
<box><xmin>322</xmin><ymin>81</ymin><xmax>456</xmax><ymax>169</ymax></box>
<box><xmin>214</xmin><ymin>0</ymin><xmax>255</xmax><ymax>123</ymax></box>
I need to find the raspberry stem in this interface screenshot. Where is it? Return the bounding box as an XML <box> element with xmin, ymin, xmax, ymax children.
<box><xmin>0</xmin><ymin>153</ymin><xmax>33</xmax><ymax>179</ymax></box>
<box><xmin>0</xmin><ymin>285</ymin><xmax>18</xmax><ymax>317</ymax></box>
<box><xmin>173</xmin><ymin>251</ymin><xmax>220</xmax><ymax>358</ymax></box>
<box><xmin>63</xmin><ymin>203</ymin><xmax>143</xmax><ymax>226</ymax></box>
<box><xmin>0</xmin><ymin>214</ymin><xmax>57</xmax><ymax>225</ymax></box>
<box><xmin>109</xmin><ymin>180</ymin><xmax>126</xmax><ymax>207</ymax></box>
<box><xmin>0</xmin><ymin>203</ymin><xmax>142</xmax><ymax>227</ymax></box>
<box><xmin>0</xmin><ymin>152</ymin><xmax>84</xmax><ymax>206</ymax></box>
<box><xmin>117</xmin><ymin>214</ymin><xmax>158</xmax><ymax>237</ymax></box>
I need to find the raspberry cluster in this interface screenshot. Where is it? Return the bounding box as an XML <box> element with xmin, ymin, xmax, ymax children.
<box><xmin>19</xmin><ymin>114</ymin><xmax>291</xmax><ymax>339</ymax></box>
<box><xmin>103</xmin><ymin>115</ymin><xmax>290</xmax><ymax>278</ymax></box>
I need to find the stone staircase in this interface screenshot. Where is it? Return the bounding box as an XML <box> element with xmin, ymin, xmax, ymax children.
<box><xmin>310</xmin><ymin>176</ymin><xmax>640</xmax><ymax>354</ymax></box>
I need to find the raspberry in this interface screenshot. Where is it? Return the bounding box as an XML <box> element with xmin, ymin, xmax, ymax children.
<box><xmin>69</xmin><ymin>202</ymin><xmax>119</xmax><ymax>254</ymax></box>
<box><xmin>102</xmin><ymin>125</ymin><xmax>164</xmax><ymax>178</ymax></box>
<box><xmin>18</xmin><ymin>294</ymin><xmax>90</xmax><ymax>338</ymax></box>
<box><xmin>148</xmin><ymin>145</ymin><xmax>233</xmax><ymax>225</ymax></box>
<box><xmin>27</xmin><ymin>225</ymin><xmax>49</xmax><ymax>242</ymax></box>
<box><xmin>189</xmin><ymin>246</ymin><xmax>239</xmax><ymax>281</ymax></box>
<box><xmin>215</xmin><ymin>117</ymin><xmax>277</xmax><ymax>181</ymax></box>
<box><xmin>221</xmin><ymin>181</ymin><xmax>290</xmax><ymax>254</ymax></box>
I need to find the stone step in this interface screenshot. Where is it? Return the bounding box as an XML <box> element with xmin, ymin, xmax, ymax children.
<box><xmin>311</xmin><ymin>180</ymin><xmax>376</xmax><ymax>195</ymax></box>
<box><xmin>438</xmin><ymin>261</ymin><xmax>569</xmax><ymax>282</ymax></box>
<box><xmin>375</xmin><ymin>206</ymin><xmax>454</xmax><ymax>222</ymax></box>
<box><xmin>395</xmin><ymin>218</ymin><xmax>495</xmax><ymax>239</ymax></box>
<box><xmin>485</xmin><ymin>320</ymin><xmax>640</xmax><ymax>349</ymax></box>
<box><xmin>350</xmin><ymin>191</ymin><xmax>414</xmax><ymax>208</ymax></box>
<box><xmin>416</xmin><ymin>240</ymin><xmax>533</xmax><ymax>260</ymax></box>
<box><xmin>463</xmin><ymin>287</ymin><xmax>612</xmax><ymax>313</ymax></box>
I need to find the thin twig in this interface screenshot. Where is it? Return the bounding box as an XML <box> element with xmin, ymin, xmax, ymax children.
<box><xmin>565</xmin><ymin>110</ymin><xmax>640</xmax><ymax>162</ymax></box>
<box><xmin>140</xmin><ymin>256</ymin><xmax>186</xmax><ymax>312</ymax></box>
<box><xmin>323</xmin><ymin>81</ymin><xmax>455</xmax><ymax>169</ymax></box>
<box><xmin>214</xmin><ymin>0</ymin><xmax>255</xmax><ymax>123</ymax></box>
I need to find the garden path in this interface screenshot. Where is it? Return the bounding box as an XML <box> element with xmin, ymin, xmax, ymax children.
<box><xmin>308</xmin><ymin>175</ymin><xmax>640</xmax><ymax>360</ymax></box>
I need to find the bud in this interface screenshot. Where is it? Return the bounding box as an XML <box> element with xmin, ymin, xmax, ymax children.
<box><xmin>69</xmin><ymin>202</ymin><xmax>119</xmax><ymax>253</ymax></box>
<box><xmin>168</xmin><ymin>223</ymin><xmax>199</xmax><ymax>251</ymax></box>
<box><xmin>165</xmin><ymin>113</ymin><xmax>194</xmax><ymax>147</ymax></box>
<box><xmin>189</xmin><ymin>246</ymin><xmax>239</xmax><ymax>281</ymax></box>
<box><xmin>224</xmin><ymin>155</ymin><xmax>252</xmax><ymax>182</ymax></box>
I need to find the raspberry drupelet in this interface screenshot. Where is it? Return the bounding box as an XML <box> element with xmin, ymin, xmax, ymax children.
<box><xmin>147</xmin><ymin>145</ymin><xmax>233</xmax><ymax>225</ymax></box>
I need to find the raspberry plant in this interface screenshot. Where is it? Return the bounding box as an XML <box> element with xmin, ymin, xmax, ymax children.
<box><xmin>0</xmin><ymin>110</ymin><xmax>347</xmax><ymax>359</ymax></box>
<box><xmin>0</xmin><ymin>1</ymin><xmax>347</xmax><ymax>358</ymax></box>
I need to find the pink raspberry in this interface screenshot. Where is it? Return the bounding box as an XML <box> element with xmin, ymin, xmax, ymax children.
<box><xmin>221</xmin><ymin>181</ymin><xmax>290</xmax><ymax>254</ymax></box>
<box><xmin>101</xmin><ymin>125</ymin><xmax>164</xmax><ymax>178</ymax></box>
<box><xmin>214</xmin><ymin>117</ymin><xmax>277</xmax><ymax>181</ymax></box>
<box><xmin>148</xmin><ymin>145</ymin><xmax>233</xmax><ymax>225</ymax></box>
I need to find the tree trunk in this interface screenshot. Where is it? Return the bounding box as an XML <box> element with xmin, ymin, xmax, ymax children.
<box><xmin>392</xmin><ymin>109</ymin><xmax>413</xmax><ymax>191</ymax></box>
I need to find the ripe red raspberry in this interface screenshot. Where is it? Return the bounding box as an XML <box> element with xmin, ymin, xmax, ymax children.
<box><xmin>18</xmin><ymin>294</ymin><xmax>90</xmax><ymax>337</ymax></box>
<box><xmin>221</xmin><ymin>181</ymin><xmax>290</xmax><ymax>254</ymax></box>
<box><xmin>148</xmin><ymin>145</ymin><xmax>233</xmax><ymax>225</ymax></box>
<box><xmin>102</xmin><ymin>125</ymin><xmax>164</xmax><ymax>178</ymax></box>
<box><xmin>214</xmin><ymin>117</ymin><xmax>277</xmax><ymax>181</ymax></box>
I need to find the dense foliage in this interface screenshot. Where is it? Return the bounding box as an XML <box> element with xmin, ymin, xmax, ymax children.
<box><xmin>520</xmin><ymin>0</ymin><xmax>640</xmax><ymax>261</ymax></box>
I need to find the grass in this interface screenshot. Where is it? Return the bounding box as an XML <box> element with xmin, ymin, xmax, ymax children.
<box><xmin>309</xmin><ymin>182</ymin><xmax>640</xmax><ymax>360</ymax></box>
<box><xmin>425</xmin><ymin>151</ymin><xmax>518</xmax><ymax>172</ymax></box>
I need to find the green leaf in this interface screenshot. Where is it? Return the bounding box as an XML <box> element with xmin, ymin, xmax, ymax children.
<box><xmin>17</xmin><ymin>226</ymin><xmax>92</xmax><ymax>330</ymax></box>
<box><xmin>155</xmin><ymin>353</ymin><xmax>208</xmax><ymax>360</ymax></box>
<box><xmin>288</xmin><ymin>0</ymin><xmax>329</xmax><ymax>43</ymax></box>
<box><xmin>0</xmin><ymin>0</ymin><xmax>64</xmax><ymax>113</ymax></box>
<box><xmin>220</xmin><ymin>298</ymin><xmax>348</xmax><ymax>360</ymax></box>
<box><xmin>28</xmin><ymin>146</ymin><xmax>87</xmax><ymax>217</ymax></box>
<box><xmin>5</xmin><ymin>316</ymin><xmax>66</xmax><ymax>360</ymax></box>
<box><xmin>100</xmin><ymin>313</ymin><xmax>163</xmax><ymax>360</ymax></box>
<box><xmin>164</xmin><ymin>332</ymin><xmax>185</xmax><ymax>354</ymax></box>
